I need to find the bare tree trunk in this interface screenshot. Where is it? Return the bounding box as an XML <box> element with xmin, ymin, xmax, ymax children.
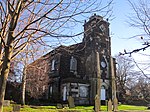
<box><xmin>21</xmin><ymin>67</ymin><xmax>27</xmax><ymax>105</ymax></box>
<box><xmin>0</xmin><ymin>1</ymin><xmax>26</xmax><ymax>111</ymax></box>
<box><xmin>0</xmin><ymin>46</ymin><xmax>13</xmax><ymax>112</ymax></box>
<box><xmin>0</xmin><ymin>22</ymin><xmax>16</xmax><ymax>112</ymax></box>
<box><xmin>0</xmin><ymin>38</ymin><xmax>2</xmax><ymax>71</ymax></box>
<box><xmin>0</xmin><ymin>38</ymin><xmax>2</xmax><ymax>78</ymax></box>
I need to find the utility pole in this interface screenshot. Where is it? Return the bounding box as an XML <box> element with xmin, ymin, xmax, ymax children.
<box><xmin>95</xmin><ymin>52</ymin><xmax>101</xmax><ymax>112</ymax></box>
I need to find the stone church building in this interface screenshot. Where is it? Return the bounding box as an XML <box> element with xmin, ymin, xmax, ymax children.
<box><xmin>26</xmin><ymin>14</ymin><xmax>117</xmax><ymax>105</ymax></box>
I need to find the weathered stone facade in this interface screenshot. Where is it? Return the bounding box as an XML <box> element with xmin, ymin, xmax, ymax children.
<box><xmin>26</xmin><ymin>15</ymin><xmax>117</xmax><ymax>105</ymax></box>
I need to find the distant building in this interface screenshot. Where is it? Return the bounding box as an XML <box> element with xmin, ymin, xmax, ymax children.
<box><xmin>26</xmin><ymin>15</ymin><xmax>117</xmax><ymax>105</ymax></box>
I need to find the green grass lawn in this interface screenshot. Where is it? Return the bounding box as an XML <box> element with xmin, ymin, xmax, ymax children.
<box><xmin>118</xmin><ymin>105</ymin><xmax>147</xmax><ymax>110</ymax></box>
<box><xmin>3</xmin><ymin>104</ymin><xmax>148</xmax><ymax>112</ymax></box>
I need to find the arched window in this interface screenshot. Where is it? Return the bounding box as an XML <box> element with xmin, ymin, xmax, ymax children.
<box><xmin>70</xmin><ymin>56</ymin><xmax>77</xmax><ymax>72</ymax></box>
<box><xmin>49</xmin><ymin>85</ymin><xmax>53</xmax><ymax>98</ymax></box>
<box><xmin>63</xmin><ymin>86</ymin><xmax>67</xmax><ymax>101</ymax></box>
<box><xmin>51</xmin><ymin>59</ymin><xmax>56</xmax><ymax>71</ymax></box>
<box><xmin>101</xmin><ymin>85</ymin><xmax>106</xmax><ymax>100</ymax></box>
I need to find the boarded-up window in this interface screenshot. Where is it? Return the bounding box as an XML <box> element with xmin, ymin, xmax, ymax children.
<box><xmin>79</xmin><ymin>86</ymin><xmax>88</xmax><ymax>97</ymax></box>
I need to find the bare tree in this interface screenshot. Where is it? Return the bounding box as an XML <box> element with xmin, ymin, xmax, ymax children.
<box><xmin>120</xmin><ymin>0</ymin><xmax>150</xmax><ymax>55</ymax></box>
<box><xmin>2</xmin><ymin>43</ymin><xmax>45</xmax><ymax>105</ymax></box>
<box><xmin>115</xmin><ymin>55</ymin><xmax>150</xmax><ymax>105</ymax></box>
<box><xmin>125</xmin><ymin>76</ymin><xmax>150</xmax><ymax>106</ymax></box>
<box><xmin>20</xmin><ymin>43</ymin><xmax>48</xmax><ymax>105</ymax></box>
<box><xmin>25</xmin><ymin>53</ymin><xmax>50</xmax><ymax>101</ymax></box>
<box><xmin>115</xmin><ymin>55</ymin><xmax>135</xmax><ymax>103</ymax></box>
<box><xmin>119</xmin><ymin>0</ymin><xmax>150</xmax><ymax>80</ymax></box>
<box><xmin>0</xmin><ymin>0</ymin><xmax>113</xmax><ymax>111</ymax></box>
<box><xmin>116</xmin><ymin>1</ymin><xmax>150</xmax><ymax>104</ymax></box>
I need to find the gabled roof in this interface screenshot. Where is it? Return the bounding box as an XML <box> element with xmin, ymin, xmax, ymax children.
<box><xmin>27</xmin><ymin>42</ymin><xmax>85</xmax><ymax>66</ymax></box>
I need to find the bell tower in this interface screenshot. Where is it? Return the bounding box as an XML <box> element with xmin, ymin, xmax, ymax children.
<box><xmin>83</xmin><ymin>14</ymin><xmax>111</xmax><ymax>55</ymax></box>
<box><xmin>84</xmin><ymin>14</ymin><xmax>112</xmax><ymax>105</ymax></box>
